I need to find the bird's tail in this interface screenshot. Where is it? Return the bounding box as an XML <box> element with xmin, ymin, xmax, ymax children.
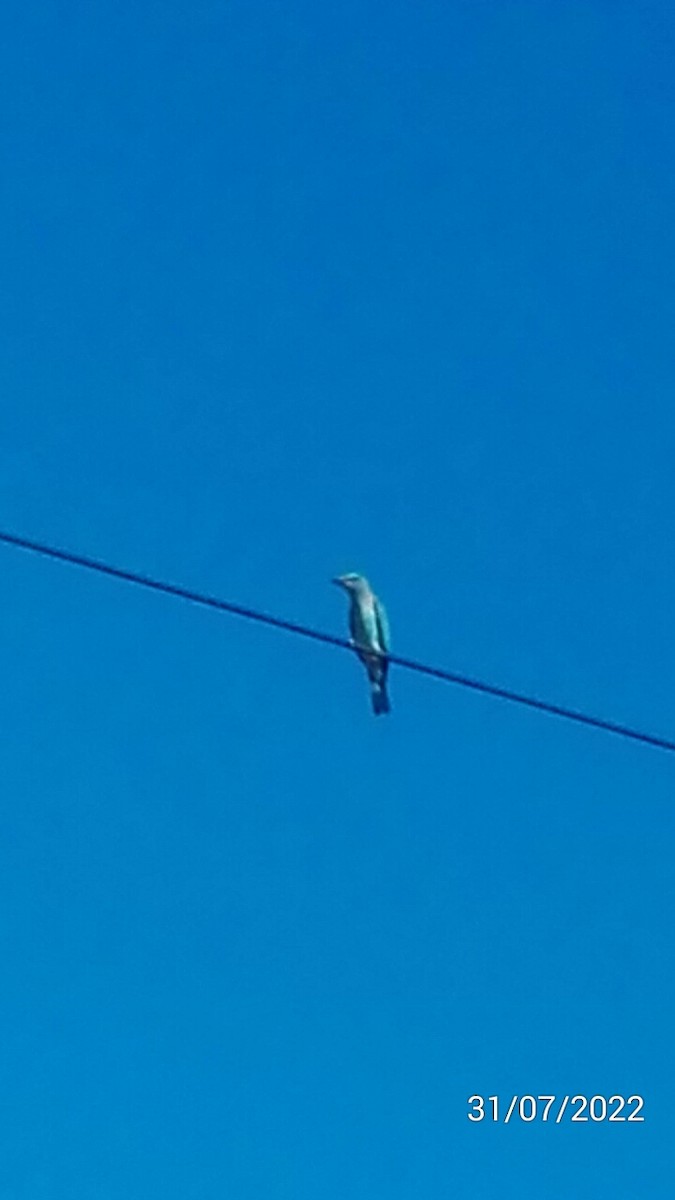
<box><xmin>371</xmin><ymin>681</ymin><xmax>391</xmax><ymax>716</ymax></box>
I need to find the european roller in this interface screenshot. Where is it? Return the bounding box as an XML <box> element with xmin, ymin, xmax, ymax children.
<box><xmin>332</xmin><ymin>573</ymin><xmax>391</xmax><ymax>715</ymax></box>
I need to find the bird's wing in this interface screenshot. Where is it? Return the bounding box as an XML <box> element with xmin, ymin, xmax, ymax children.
<box><xmin>374</xmin><ymin>597</ymin><xmax>390</xmax><ymax>654</ymax></box>
<box><xmin>350</xmin><ymin>598</ymin><xmax>379</xmax><ymax>651</ymax></box>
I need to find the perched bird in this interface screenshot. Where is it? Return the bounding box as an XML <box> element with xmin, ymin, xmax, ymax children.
<box><xmin>332</xmin><ymin>573</ymin><xmax>391</xmax><ymax>715</ymax></box>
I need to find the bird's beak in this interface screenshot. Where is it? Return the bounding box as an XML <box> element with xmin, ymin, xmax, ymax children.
<box><xmin>332</xmin><ymin>576</ymin><xmax>346</xmax><ymax>588</ymax></box>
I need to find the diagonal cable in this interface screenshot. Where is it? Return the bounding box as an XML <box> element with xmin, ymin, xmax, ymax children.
<box><xmin>0</xmin><ymin>527</ymin><xmax>673</xmax><ymax>754</ymax></box>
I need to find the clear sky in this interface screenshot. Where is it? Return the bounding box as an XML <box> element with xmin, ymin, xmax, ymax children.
<box><xmin>1</xmin><ymin>1</ymin><xmax>674</xmax><ymax>1196</ymax></box>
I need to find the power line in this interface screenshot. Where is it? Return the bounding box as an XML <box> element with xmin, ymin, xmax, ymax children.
<box><xmin>0</xmin><ymin>526</ymin><xmax>673</xmax><ymax>755</ymax></box>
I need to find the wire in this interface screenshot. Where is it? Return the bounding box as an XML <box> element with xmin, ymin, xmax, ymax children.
<box><xmin>0</xmin><ymin>526</ymin><xmax>673</xmax><ymax>755</ymax></box>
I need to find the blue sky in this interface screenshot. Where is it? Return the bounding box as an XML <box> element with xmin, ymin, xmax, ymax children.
<box><xmin>1</xmin><ymin>1</ymin><xmax>674</xmax><ymax>1195</ymax></box>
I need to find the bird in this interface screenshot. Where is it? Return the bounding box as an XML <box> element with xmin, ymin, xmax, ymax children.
<box><xmin>332</xmin><ymin>573</ymin><xmax>391</xmax><ymax>714</ymax></box>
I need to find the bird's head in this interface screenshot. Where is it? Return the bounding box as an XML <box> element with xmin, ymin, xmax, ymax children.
<box><xmin>332</xmin><ymin>572</ymin><xmax>368</xmax><ymax>594</ymax></box>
